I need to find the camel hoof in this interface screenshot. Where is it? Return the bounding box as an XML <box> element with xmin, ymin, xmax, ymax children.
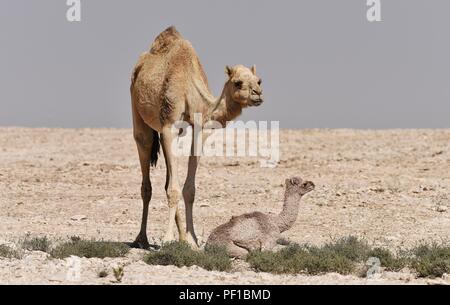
<box><xmin>186</xmin><ymin>234</ymin><xmax>199</xmax><ymax>249</ymax></box>
<box><xmin>131</xmin><ymin>234</ymin><xmax>150</xmax><ymax>249</ymax></box>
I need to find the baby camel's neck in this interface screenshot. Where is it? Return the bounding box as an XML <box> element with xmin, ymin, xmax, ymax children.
<box><xmin>277</xmin><ymin>190</ymin><xmax>302</xmax><ymax>233</ymax></box>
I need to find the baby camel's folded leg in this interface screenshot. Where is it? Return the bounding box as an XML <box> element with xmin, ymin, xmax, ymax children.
<box><xmin>228</xmin><ymin>242</ymin><xmax>250</xmax><ymax>258</ymax></box>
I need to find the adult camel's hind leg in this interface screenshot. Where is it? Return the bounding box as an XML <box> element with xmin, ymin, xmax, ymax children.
<box><xmin>131</xmin><ymin>108</ymin><xmax>155</xmax><ymax>249</ymax></box>
<box><xmin>163</xmin><ymin>137</ymin><xmax>186</xmax><ymax>242</ymax></box>
<box><xmin>160</xmin><ymin>126</ymin><xmax>185</xmax><ymax>243</ymax></box>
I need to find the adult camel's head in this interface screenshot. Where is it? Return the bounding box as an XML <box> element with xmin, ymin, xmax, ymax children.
<box><xmin>225</xmin><ymin>65</ymin><xmax>264</xmax><ymax>107</ymax></box>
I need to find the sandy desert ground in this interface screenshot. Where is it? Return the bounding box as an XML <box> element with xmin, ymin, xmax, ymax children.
<box><xmin>0</xmin><ymin>128</ymin><xmax>449</xmax><ymax>284</ymax></box>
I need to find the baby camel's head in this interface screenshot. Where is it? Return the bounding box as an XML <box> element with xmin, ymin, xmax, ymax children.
<box><xmin>285</xmin><ymin>177</ymin><xmax>315</xmax><ymax>196</ymax></box>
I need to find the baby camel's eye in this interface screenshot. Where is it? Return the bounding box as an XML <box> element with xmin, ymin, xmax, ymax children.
<box><xmin>257</xmin><ymin>79</ymin><xmax>262</xmax><ymax>86</ymax></box>
<box><xmin>234</xmin><ymin>80</ymin><xmax>243</xmax><ymax>89</ymax></box>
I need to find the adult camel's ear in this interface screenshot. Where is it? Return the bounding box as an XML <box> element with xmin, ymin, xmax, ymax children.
<box><xmin>251</xmin><ymin>65</ymin><xmax>256</xmax><ymax>75</ymax></box>
<box><xmin>225</xmin><ymin>65</ymin><xmax>233</xmax><ymax>78</ymax></box>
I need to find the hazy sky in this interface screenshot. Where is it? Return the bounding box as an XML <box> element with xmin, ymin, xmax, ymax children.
<box><xmin>0</xmin><ymin>0</ymin><xmax>449</xmax><ymax>128</ymax></box>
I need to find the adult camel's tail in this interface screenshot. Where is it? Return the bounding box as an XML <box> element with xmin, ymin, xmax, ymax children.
<box><xmin>150</xmin><ymin>130</ymin><xmax>160</xmax><ymax>167</ymax></box>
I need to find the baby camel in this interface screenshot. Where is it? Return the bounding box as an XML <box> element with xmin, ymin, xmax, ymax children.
<box><xmin>206</xmin><ymin>177</ymin><xmax>315</xmax><ymax>258</ymax></box>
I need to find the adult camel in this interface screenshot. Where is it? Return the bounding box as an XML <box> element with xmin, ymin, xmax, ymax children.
<box><xmin>130</xmin><ymin>26</ymin><xmax>264</xmax><ymax>248</ymax></box>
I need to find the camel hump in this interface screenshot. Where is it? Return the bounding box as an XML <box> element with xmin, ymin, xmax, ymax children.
<box><xmin>150</xmin><ymin>26</ymin><xmax>183</xmax><ymax>55</ymax></box>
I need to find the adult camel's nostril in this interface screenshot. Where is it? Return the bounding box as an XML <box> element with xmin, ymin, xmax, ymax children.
<box><xmin>252</xmin><ymin>89</ymin><xmax>261</xmax><ymax>96</ymax></box>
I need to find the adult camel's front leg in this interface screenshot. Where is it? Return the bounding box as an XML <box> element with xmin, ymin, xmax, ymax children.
<box><xmin>160</xmin><ymin>126</ymin><xmax>184</xmax><ymax>243</ymax></box>
<box><xmin>183</xmin><ymin>154</ymin><xmax>199</xmax><ymax>247</ymax></box>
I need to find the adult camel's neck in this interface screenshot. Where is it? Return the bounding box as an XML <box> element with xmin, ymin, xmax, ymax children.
<box><xmin>277</xmin><ymin>190</ymin><xmax>303</xmax><ymax>233</ymax></box>
<box><xmin>208</xmin><ymin>87</ymin><xmax>243</xmax><ymax>126</ymax></box>
<box><xmin>193</xmin><ymin>78</ymin><xmax>242</xmax><ymax>126</ymax></box>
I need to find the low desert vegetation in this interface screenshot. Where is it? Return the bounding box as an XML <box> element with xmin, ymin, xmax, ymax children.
<box><xmin>2</xmin><ymin>236</ymin><xmax>129</xmax><ymax>259</ymax></box>
<box><xmin>144</xmin><ymin>241</ymin><xmax>231</xmax><ymax>272</ymax></box>
<box><xmin>50</xmin><ymin>237</ymin><xmax>130</xmax><ymax>259</ymax></box>
<box><xmin>20</xmin><ymin>236</ymin><xmax>52</xmax><ymax>253</ymax></box>
<box><xmin>410</xmin><ymin>242</ymin><xmax>450</xmax><ymax>278</ymax></box>
<box><xmin>367</xmin><ymin>247</ymin><xmax>408</xmax><ymax>272</ymax></box>
<box><xmin>0</xmin><ymin>244</ymin><xmax>21</xmax><ymax>259</ymax></box>
<box><xmin>2</xmin><ymin>235</ymin><xmax>448</xmax><ymax>279</ymax></box>
<box><xmin>247</xmin><ymin>236</ymin><xmax>367</xmax><ymax>275</ymax></box>
<box><xmin>246</xmin><ymin>236</ymin><xmax>449</xmax><ymax>278</ymax></box>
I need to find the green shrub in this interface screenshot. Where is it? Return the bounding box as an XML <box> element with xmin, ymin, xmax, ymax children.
<box><xmin>367</xmin><ymin>247</ymin><xmax>407</xmax><ymax>272</ymax></box>
<box><xmin>247</xmin><ymin>237</ymin><xmax>450</xmax><ymax>278</ymax></box>
<box><xmin>247</xmin><ymin>243</ymin><xmax>355</xmax><ymax>275</ymax></box>
<box><xmin>21</xmin><ymin>236</ymin><xmax>52</xmax><ymax>252</ymax></box>
<box><xmin>321</xmin><ymin>236</ymin><xmax>371</xmax><ymax>262</ymax></box>
<box><xmin>202</xmin><ymin>244</ymin><xmax>233</xmax><ymax>271</ymax></box>
<box><xmin>305</xmin><ymin>245</ymin><xmax>356</xmax><ymax>275</ymax></box>
<box><xmin>248</xmin><ymin>236</ymin><xmax>411</xmax><ymax>276</ymax></box>
<box><xmin>144</xmin><ymin>242</ymin><xmax>231</xmax><ymax>272</ymax></box>
<box><xmin>51</xmin><ymin>239</ymin><xmax>130</xmax><ymax>259</ymax></box>
<box><xmin>410</xmin><ymin>243</ymin><xmax>450</xmax><ymax>278</ymax></box>
<box><xmin>0</xmin><ymin>244</ymin><xmax>21</xmax><ymax>259</ymax></box>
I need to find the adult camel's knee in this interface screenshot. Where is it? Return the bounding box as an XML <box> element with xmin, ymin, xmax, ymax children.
<box><xmin>166</xmin><ymin>187</ymin><xmax>181</xmax><ymax>207</ymax></box>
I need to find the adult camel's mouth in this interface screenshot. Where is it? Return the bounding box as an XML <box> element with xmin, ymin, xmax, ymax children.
<box><xmin>249</xmin><ymin>97</ymin><xmax>263</xmax><ymax>107</ymax></box>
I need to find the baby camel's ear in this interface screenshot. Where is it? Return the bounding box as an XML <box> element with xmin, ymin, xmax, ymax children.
<box><xmin>251</xmin><ymin>65</ymin><xmax>256</xmax><ymax>75</ymax></box>
<box><xmin>290</xmin><ymin>177</ymin><xmax>301</xmax><ymax>185</ymax></box>
<box><xmin>225</xmin><ymin>65</ymin><xmax>234</xmax><ymax>78</ymax></box>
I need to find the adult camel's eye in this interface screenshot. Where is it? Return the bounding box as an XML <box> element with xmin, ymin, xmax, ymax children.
<box><xmin>234</xmin><ymin>80</ymin><xmax>243</xmax><ymax>89</ymax></box>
